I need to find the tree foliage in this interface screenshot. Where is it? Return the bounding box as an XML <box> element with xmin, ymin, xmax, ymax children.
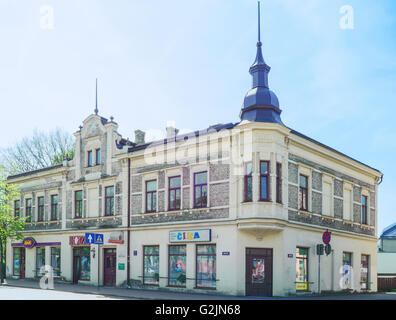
<box><xmin>0</xmin><ymin>128</ymin><xmax>74</xmax><ymax>175</ymax></box>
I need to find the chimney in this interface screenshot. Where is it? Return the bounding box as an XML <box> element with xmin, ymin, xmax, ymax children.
<box><xmin>166</xmin><ymin>126</ymin><xmax>179</xmax><ymax>139</ymax></box>
<box><xmin>134</xmin><ymin>130</ymin><xmax>145</xmax><ymax>144</ymax></box>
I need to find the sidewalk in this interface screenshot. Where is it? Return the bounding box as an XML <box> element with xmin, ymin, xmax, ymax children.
<box><xmin>1</xmin><ymin>278</ymin><xmax>254</xmax><ymax>300</ymax></box>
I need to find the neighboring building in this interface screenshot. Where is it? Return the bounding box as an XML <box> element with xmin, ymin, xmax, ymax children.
<box><xmin>377</xmin><ymin>224</ymin><xmax>396</xmax><ymax>291</ymax></box>
<box><xmin>6</xmin><ymin>4</ymin><xmax>382</xmax><ymax>296</ymax></box>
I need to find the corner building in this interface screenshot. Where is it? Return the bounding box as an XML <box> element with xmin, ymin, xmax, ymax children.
<box><xmin>6</xmin><ymin>7</ymin><xmax>382</xmax><ymax>296</ymax></box>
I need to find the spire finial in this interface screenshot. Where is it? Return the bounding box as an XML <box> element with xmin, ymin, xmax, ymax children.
<box><xmin>258</xmin><ymin>1</ymin><xmax>261</xmax><ymax>44</ymax></box>
<box><xmin>94</xmin><ymin>78</ymin><xmax>98</xmax><ymax>115</ymax></box>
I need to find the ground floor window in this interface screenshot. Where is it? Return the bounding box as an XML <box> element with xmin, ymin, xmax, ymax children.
<box><xmin>143</xmin><ymin>246</ymin><xmax>159</xmax><ymax>285</ymax></box>
<box><xmin>73</xmin><ymin>247</ymin><xmax>91</xmax><ymax>281</ymax></box>
<box><xmin>196</xmin><ymin>244</ymin><xmax>216</xmax><ymax>289</ymax></box>
<box><xmin>296</xmin><ymin>247</ymin><xmax>309</xmax><ymax>291</ymax></box>
<box><xmin>168</xmin><ymin>245</ymin><xmax>186</xmax><ymax>287</ymax></box>
<box><xmin>51</xmin><ymin>247</ymin><xmax>61</xmax><ymax>277</ymax></box>
<box><xmin>36</xmin><ymin>247</ymin><xmax>45</xmax><ymax>277</ymax></box>
<box><xmin>342</xmin><ymin>252</ymin><xmax>352</xmax><ymax>289</ymax></box>
<box><xmin>13</xmin><ymin>247</ymin><xmax>22</xmax><ymax>276</ymax></box>
<box><xmin>360</xmin><ymin>254</ymin><xmax>369</xmax><ymax>290</ymax></box>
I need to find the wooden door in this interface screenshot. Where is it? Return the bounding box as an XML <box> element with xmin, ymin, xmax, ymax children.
<box><xmin>103</xmin><ymin>248</ymin><xmax>116</xmax><ymax>286</ymax></box>
<box><xmin>245</xmin><ymin>248</ymin><xmax>273</xmax><ymax>296</ymax></box>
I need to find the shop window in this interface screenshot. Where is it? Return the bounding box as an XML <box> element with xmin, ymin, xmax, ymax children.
<box><xmin>168</xmin><ymin>176</ymin><xmax>181</xmax><ymax>211</ymax></box>
<box><xmin>244</xmin><ymin>162</ymin><xmax>252</xmax><ymax>202</ymax></box>
<box><xmin>51</xmin><ymin>247</ymin><xmax>61</xmax><ymax>277</ymax></box>
<box><xmin>13</xmin><ymin>247</ymin><xmax>21</xmax><ymax>276</ymax></box>
<box><xmin>342</xmin><ymin>252</ymin><xmax>352</xmax><ymax>289</ymax></box>
<box><xmin>36</xmin><ymin>247</ymin><xmax>45</xmax><ymax>277</ymax></box>
<box><xmin>51</xmin><ymin>195</ymin><xmax>58</xmax><ymax>220</ymax></box>
<box><xmin>260</xmin><ymin>161</ymin><xmax>270</xmax><ymax>201</ymax></box>
<box><xmin>25</xmin><ymin>198</ymin><xmax>32</xmax><ymax>222</ymax></box>
<box><xmin>14</xmin><ymin>200</ymin><xmax>20</xmax><ymax>218</ymax></box>
<box><xmin>194</xmin><ymin>172</ymin><xmax>207</xmax><ymax>208</ymax></box>
<box><xmin>361</xmin><ymin>195</ymin><xmax>368</xmax><ymax>225</ymax></box>
<box><xmin>360</xmin><ymin>254</ymin><xmax>369</xmax><ymax>290</ymax></box>
<box><xmin>37</xmin><ymin>196</ymin><xmax>44</xmax><ymax>222</ymax></box>
<box><xmin>73</xmin><ymin>247</ymin><xmax>91</xmax><ymax>281</ymax></box>
<box><xmin>75</xmin><ymin>191</ymin><xmax>83</xmax><ymax>218</ymax></box>
<box><xmin>105</xmin><ymin>186</ymin><xmax>114</xmax><ymax>216</ymax></box>
<box><xmin>196</xmin><ymin>244</ymin><xmax>216</xmax><ymax>289</ymax></box>
<box><xmin>296</xmin><ymin>247</ymin><xmax>309</xmax><ymax>291</ymax></box>
<box><xmin>143</xmin><ymin>246</ymin><xmax>159</xmax><ymax>285</ymax></box>
<box><xmin>168</xmin><ymin>245</ymin><xmax>186</xmax><ymax>287</ymax></box>
<box><xmin>299</xmin><ymin>175</ymin><xmax>308</xmax><ymax>211</ymax></box>
<box><xmin>145</xmin><ymin>180</ymin><xmax>157</xmax><ymax>213</ymax></box>
<box><xmin>276</xmin><ymin>163</ymin><xmax>282</xmax><ymax>204</ymax></box>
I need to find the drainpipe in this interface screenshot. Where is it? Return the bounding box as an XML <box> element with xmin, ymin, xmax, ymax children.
<box><xmin>127</xmin><ymin>158</ymin><xmax>131</xmax><ymax>288</ymax></box>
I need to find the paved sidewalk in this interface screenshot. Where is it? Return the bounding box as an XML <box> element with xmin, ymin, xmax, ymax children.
<box><xmin>0</xmin><ymin>278</ymin><xmax>251</xmax><ymax>300</ymax></box>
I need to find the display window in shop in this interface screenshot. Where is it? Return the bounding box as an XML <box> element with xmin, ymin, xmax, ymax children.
<box><xmin>36</xmin><ymin>247</ymin><xmax>46</xmax><ymax>277</ymax></box>
<box><xmin>296</xmin><ymin>247</ymin><xmax>309</xmax><ymax>291</ymax></box>
<box><xmin>360</xmin><ymin>254</ymin><xmax>370</xmax><ymax>290</ymax></box>
<box><xmin>73</xmin><ymin>247</ymin><xmax>91</xmax><ymax>282</ymax></box>
<box><xmin>342</xmin><ymin>252</ymin><xmax>352</xmax><ymax>289</ymax></box>
<box><xmin>13</xmin><ymin>247</ymin><xmax>24</xmax><ymax>276</ymax></box>
<box><xmin>168</xmin><ymin>245</ymin><xmax>186</xmax><ymax>287</ymax></box>
<box><xmin>196</xmin><ymin>244</ymin><xmax>216</xmax><ymax>289</ymax></box>
<box><xmin>143</xmin><ymin>245</ymin><xmax>159</xmax><ymax>285</ymax></box>
<box><xmin>51</xmin><ymin>247</ymin><xmax>61</xmax><ymax>277</ymax></box>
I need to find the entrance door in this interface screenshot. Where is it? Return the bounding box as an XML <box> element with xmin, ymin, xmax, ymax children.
<box><xmin>73</xmin><ymin>255</ymin><xmax>81</xmax><ymax>284</ymax></box>
<box><xmin>20</xmin><ymin>248</ymin><xmax>25</xmax><ymax>279</ymax></box>
<box><xmin>245</xmin><ymin>248</ymin><xmax>273</xmax><ymax>296</ymax></box>
<box><xmin>103</xmin><ymin>248</ymin><xmax>116</xmax><ymax>286</ymax></box>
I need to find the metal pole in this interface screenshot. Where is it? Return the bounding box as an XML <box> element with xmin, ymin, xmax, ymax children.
<box><xmin>98</xmin><ymin>244</ymin><xmax>100</xmax><ymax>288</ymax></box>
<box><xmin>318</xmin><ymin>253</ymin><xmax>321</xmax><ymax>294</ymax></box>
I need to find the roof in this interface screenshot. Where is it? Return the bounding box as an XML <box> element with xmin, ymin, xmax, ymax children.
<box><xmin>380</xmin><ymin>223</ymin><xmax>396</xmax><ymax>239</ymax></box>
<box><xmin>7</xmin><ymin>164</ymin><xmax>64</xmax><ymax>180</ymax></box>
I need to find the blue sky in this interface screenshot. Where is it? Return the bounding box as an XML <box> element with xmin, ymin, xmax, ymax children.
<box><xmin>0</xmin><ymin>0</ymin><xmax>395</xmax><ymax>234</ymax></box>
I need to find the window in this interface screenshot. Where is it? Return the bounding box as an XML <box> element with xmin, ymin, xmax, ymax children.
<box><xmin>168</xmin><ymin>176</ymin><xmax>181</xmax><ymax>211</ymax></box>
<box><xmin>244</xmin><ymin>162</ymin><xmax>253</xmax><ymax>202</ymax></box>
<box><xmin>145</xmin><ymin>180</ymin><xmax>157</xmax><ymax>213</ymax></box>
<box><xmin>105</xmin><ymin>186</ymin><xmax>114</xmax><ymax>216</ymax></box>
<box><xmin>323</xmin><ymin>181</ymin><xmax>332</xmax><ymax>216</ymax></box>
<box><xmin>342</xmin><ymin>252</ymin><xmax>352</xmax><ymax>289</ymax></box>
<box><xmin>361</xmin><ymin>195</ymin><xmax>368</xmax><ymax>225</ymax></box>
<box><xmin>51</xmin><ymin>247</ymin><xmax>61</xmax><ymax>277</ymax></box>
<box><xmin>75</xmin><ymin>191</ymin><xmax>83</xmax><ymax>218</ymax></box>
<box><xmin>143</xmin><ymin>246</ymin><xmax>159</xmax><ymax>285</ymax></box>
<box><xmin>296</xmin><ymin>247</ymin><xmax>309</xmax><ymax>291</ymax></box>
<box><xmin>13</xmin><ymin>247</ymin><xmax>22</xmax><ymax>276</ymax></box>
<box><xmin>25</xmin><ymin>199</ymin><xmax>32</xmax><ymax>222</ymax></box>
<box><xmin>299</xmin><ymin>175</ymin><xmax>308</xmax><ymax>211</ymax></box>
<box><xmin>36</xmin><ymin>247</ymin><xmax>45</xmax><ymax>277</ymax></box>
<box><xmin>51</xmin><ymin>195</ymin><xmax>58</xmax><ymax>220</ymax></box>
<box><xmin>73</xmin><ymin>247</ymin><xmax>91</xmax><ymax>281</ymax></box>
<box><xmin>14</xmin><ymin>200</ymin><xmax>20</xmax><ymax>218</ymax></box>
<box><xmin>360</xmin><ymin>254</ymin><xmax>369</xmax><ymax>290</ymax></box>
<box><xmin>343</xmin><ymin>188</ymin><xmax>352</xmax><ymax>220</ymax></box>
<box><xmin>276</xmin><ymin>163</ymin><xmax>282</xmax><ymax>203</ymax></box>
<box><xmin>194</xmin><ymin>172</ymin><xmax>207</xmax><ymax>208</ymax></box>
<box><xmin>87</xmin><ymin>150</ymin><xmax>93</xmax><ymax>167</ymax></box>
<box><xmin>37</xmin><ymin>197</ymin><xmax>44</xmax><ymax>222</ymax></box>
<box><xmin>196</xmin><ymin>244</ymin><xmax>216</xmax><ymax>289</ymax></box>
<box><xmin>260</xmin><ymin>161</ymin><xmax>270</xmax><ymax>201</ymax></box>
<box><xmin>168</xmin><ymin>245</ymin><xmax>186</xmax><ymax>287</ymax></box>
<box><xmin>95</xmin><ymin>148</ymin><xmax>101</xmax><ymax>165</ymax></box>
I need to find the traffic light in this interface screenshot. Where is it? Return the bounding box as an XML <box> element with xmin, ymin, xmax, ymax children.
<box><xmin>325</xmin><ymin>244</ymin><xmax>332</xmax><ymax>256</ymax></box>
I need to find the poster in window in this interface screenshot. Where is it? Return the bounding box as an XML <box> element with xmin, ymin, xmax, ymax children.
<box><xmin>251</xmin><ymin>258</ymin><xmax>265</xmax><ymax>283</ymax></box>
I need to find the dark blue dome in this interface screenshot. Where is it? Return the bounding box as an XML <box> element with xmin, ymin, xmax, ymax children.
<box><xmin>243</xmin><ymin>87</ymin><xmax>279</xmax><ymax>109</ymax></box>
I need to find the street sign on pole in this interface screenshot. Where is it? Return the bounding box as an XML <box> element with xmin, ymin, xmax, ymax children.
<box><xmin>94</xmin><ymin>234</ymin><xmax>104</xmax><ymax>245</ymax></box>
<box><xmin>85</xmin><ymin>233</ymin><xmax>104</xmax><ymax>245</ymax></box>
<box><xmin>322</xmin><ymin>231</ymin><xmax>331</xmax><ymax>245</ymax></box>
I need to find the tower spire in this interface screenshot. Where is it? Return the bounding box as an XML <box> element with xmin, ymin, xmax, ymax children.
<box><xmin>94</xmin><ymin>78</ymin><xmax>98</xmax><ymax>115</ymax></box>
<box><xmin>258</xmin><ymin>1</ymin><xmax>261</xmax><ymax>44</ymax></box>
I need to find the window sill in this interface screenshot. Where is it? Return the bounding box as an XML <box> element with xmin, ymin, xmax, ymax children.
<box><xmin>298</xmin><ymin>210</ymin><xmax>312</xmax><ymax>216</ymax></box>
<box><xmin>194</xmin><ymin>286</ymin><xmax>216</xmax><ymax>291</ymax></box>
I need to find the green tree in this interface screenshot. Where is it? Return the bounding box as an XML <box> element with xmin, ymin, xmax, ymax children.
<box><xmin>0</xmin><ymin>169</ymin><xmax>26</xmax><ymax>283</ymax></box>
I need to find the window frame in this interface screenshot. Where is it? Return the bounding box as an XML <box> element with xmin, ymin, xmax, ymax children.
<box><xmin>87</xmin><ymin>150</ymin><xmax>93</xmax><ymax>167</ymax></box>
<box><xmin>244</xmin><ymin>162</ymin><xmax>253</xmax><ymax>202</ymax></box>
<box><xmin>105</xmin><ymin>186</ymin><xmax>115</xmax><ymax>216</ymax></box>
<box><xmin>299</xmin><ymin>174</ymin><xmax>309</xmax><ymax>211</ymax></box>
<box><xmin>276</xmin><ymin>162</ymin><xmax>282</xmax><ymax>204</ymax></box>
<box><xmin>25</xmin><ymin>198</ymin><xmax>32</xmax><ymax>222</ymax></box>
<box><xmin>14</xmin><ymin>200</ymin><xmax>20</xmax><ymax>218</ymax></box>
<box><xmin>35</xmin><ymin>247</ymin><xmax>46</xmax><ymax>278</ymax></box>
<box><xmin>37</xmin><ymin>196</ymin><xmax>44</xmax><ymax>222</ymax></box>
<box><xmin>259</xmin><ymin>161</ymin><xmax>270</xmax><ymax>201</ymax></box>
<box><xmin>193</xmin><ymin>171</ymin><xmax>208</xmax><ymax>209</ymax></box>
<box><xmin>168</xmin><ymin>176</ymin><xmax>181</xmax><ymax>211</ymax></box>
<box><xmin>74</xmin><ymin>190</ymin><xmax>83</xmax><ymax>218</ymax></box>
<box><xmin>145</xmin><ymin>180</ymin><xmax>157</xmax><ymax>213</ymax></box>
<box><xmin>50</xmin><ymin>194</ymin><xmax>58</xmax><ymax>221</ymax></box>
<box><xmin>296</xmin><ymin>247</ymin><xmax>309</xmax><ymax>292</ymax></box>
<box><xmin>143</xmin><ymin>245</ymin><xmax>160</xmax><ymax>286</ymax></box>
<box><xmin>95</xmin><ymin>148</ymin><xmax>101</xmax><ymax>166</ymax></box>
<box><xmin>361</xmin><ymin>195</ymin><xmax>368</xmax><ymax>225</ymax></box>
<box><xmin>360</xmin><ymin>254</ymin><xmax>370</xmax><ymax>290</ymax></box>
<box><xmin>51</xmin><ymin>247</ymin><xmax>61</xmax><ymax>277</ymax></box>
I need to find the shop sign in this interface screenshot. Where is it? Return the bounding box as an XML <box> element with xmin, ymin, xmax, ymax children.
<box><xmin>118</xmin><ymin>263</ymin><xmax>125</xmax><ymax>270</ymax></box>
<box><xmin>23</xmin><ymin>237</ymin><xmax>36</xmax><ymax>248</ymax></box>
<box><xmin>109</xmin><ymin>231</ymin><xmax>124</xmax><ymax>244</ymax></box>
<box><xmin>69</xmin><ymin>236</ymin><xmax>86</xmax><ymax>245</ymax></box>
<box><xmin>169</xmin><ymin>229</ymin><xmax>211</xmax><ymax>243</ymax></box>
<box><xmin>296</xmin><ymin>282</ymin><xmax>308</xmax><ymax>291</ymax></box>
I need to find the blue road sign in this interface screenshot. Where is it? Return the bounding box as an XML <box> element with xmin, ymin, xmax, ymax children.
<box><xmin>94</xmin><ymin>233</ymin><xmax>104</xmax><ymax>245</ymax></box>
<box><xmin>85</xmin><ymin>233</ymin><xmax>95</xmax><ymax>244</ymax></box>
